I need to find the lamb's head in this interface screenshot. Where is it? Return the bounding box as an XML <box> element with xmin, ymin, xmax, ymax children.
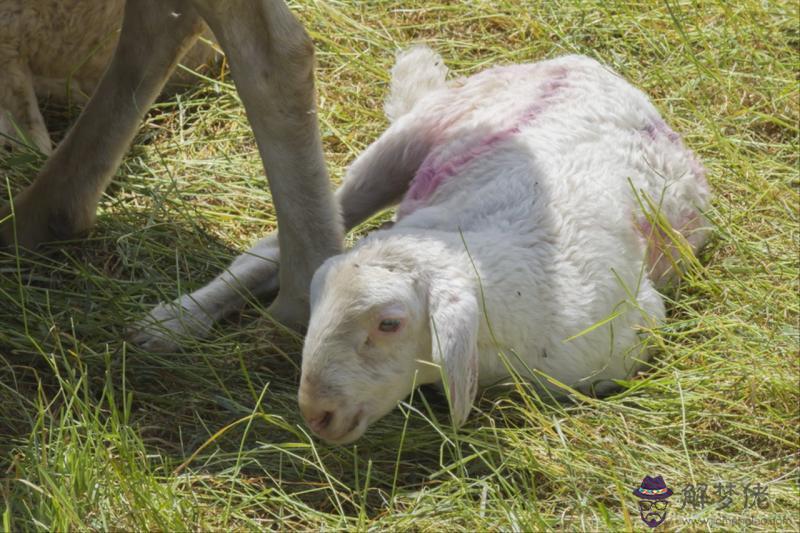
<box><xmin>298</xmin><ymin>240</ymin><xmax>480</xmax><ymax>445</ymax></box>
<box><xmin>298</xmin><ymin>253</ymin><xmax>429</xmax><ymax>444</ymax></box>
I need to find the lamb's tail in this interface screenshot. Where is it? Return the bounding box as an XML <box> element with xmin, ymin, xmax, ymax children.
<box><xmin>384</xmin><ymin>45</ymin><xmax>448</xmax><ymax>122</ymax></box>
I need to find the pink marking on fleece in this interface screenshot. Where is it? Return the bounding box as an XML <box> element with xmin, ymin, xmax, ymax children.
<box><xmin>398</xmin><ymin>68</ymin><xmax>570</xmax><ymax>218</ymax></box>
<box><xmin>641</xmin><ymin>118</ymin><xmax>709</xmax><ymax>190</ymax></box>
<box><xmin>405</xmin><ymin>120</ymin><xmax>531</xmax><ymax>203</ymax></box>
<box><xmin>641</xmin><ymin>118</ymin><xmax>679</xmax><ymax>143</ymax></box>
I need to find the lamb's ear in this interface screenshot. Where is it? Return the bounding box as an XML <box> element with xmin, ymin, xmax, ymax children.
<box><xmin>428</xmin><ymin>275</ymin><xmax>480</xmax><ymax>428</ymax></box>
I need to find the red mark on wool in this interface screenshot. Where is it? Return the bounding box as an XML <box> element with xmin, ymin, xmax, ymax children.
<box><xmin>641</xmin><ymin>118</ymin><xmax>709</xmax><ymax>190</ymax></box>
<box><xmin>398</xmin><ymin>69</ymin><xmax>569</xmax><ymax>217</ymax></box>
<box><xmin>403</xmin><ymin>126</ymin><xmax>522</xmax><ymax>205</ymax></box>
<box><xmin>642</xmin><ymin>118</ymin><xmax>680</xmax><ymax>143</ymax></box>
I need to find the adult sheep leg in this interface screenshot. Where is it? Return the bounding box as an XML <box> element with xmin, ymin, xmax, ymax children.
<box><xmin>0</xmin><ymin>61</ymin><xmax>52</xmax><ymax>154</ymax></box>
<box><xmin>130</xmin><ymin>114</ymin><xmax>431</xmax><ymax>351</ymax></box>
<box><xmin>186</xmin><ymin>0</ymin><xmax>345</xmax><ymax>329</ymax></box>
<box><xmin>0</xmin><ymin>0</ymin><xmax>205</xmax><ymax>248</ymax></box>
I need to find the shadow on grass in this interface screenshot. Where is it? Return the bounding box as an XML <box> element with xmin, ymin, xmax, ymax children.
<box><xmin>0</xmin><ymin>98</ymin><xmax>490</xmax><ymax>522</ymax></box>
<box><xmin>0</xmin><ymin>211</ymin><xmax>496</xmax><ymax>519</ymax></box>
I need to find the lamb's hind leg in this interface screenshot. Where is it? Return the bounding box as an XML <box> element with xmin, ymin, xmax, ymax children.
<box><xmin>130</xmin><ymin>114</ymin><xmax>431</xmax><ymax>351</ymax></box>
<box><xmin>0</xmin><ymin>0</ymin><xmax>204</xmax><ymax>249</ymax></box>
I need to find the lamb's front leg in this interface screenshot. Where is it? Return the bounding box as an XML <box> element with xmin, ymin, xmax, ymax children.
<box><xmin>131</xmin><ymin>114</ymin><xmax>431</xmax><ymax>350</ymax></box>
<box><xmin>129</xmin><ymin>234</ymin><xmax>282</xmax><ymax>352</ymax></box>
<box><xmin>187</xmin><ymin>0</ymin><xmax>343</xmax><ymax>329</ymax></box>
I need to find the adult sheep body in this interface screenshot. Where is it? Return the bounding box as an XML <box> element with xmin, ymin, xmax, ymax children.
<box><xmin>298</xmin><ymin>47</ymin><xmax>711</xmax><ymax>444</ymax></box>
<box><xmin>0</xmin><ymin>0</ymin><xmax>217</xmax><ymax>154</ymax></box>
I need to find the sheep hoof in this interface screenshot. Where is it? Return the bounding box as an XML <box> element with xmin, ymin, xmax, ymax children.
<box><xmin>128</xmin><ymin>297</ymin><xmax>213</xmax><ymax>352</ymax></box>
<box><xmin>0</xmin><ymin>185</ymin><xmax>94</xmax><ymax>249</ymax></box>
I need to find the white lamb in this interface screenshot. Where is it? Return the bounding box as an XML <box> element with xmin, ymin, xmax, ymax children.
<box><xmin>296</xmin><ymin>47</ymin><xmax>712</xmax><ymax>444</ymax></box>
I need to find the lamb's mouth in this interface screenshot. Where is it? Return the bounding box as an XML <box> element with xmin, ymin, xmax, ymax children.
<box><xmin>347</xmin><ymin>410</ymin><xmax>363</xmax><ymax>433</ymax></box>
<box><xmin>323</xmin><ymin>408</ymin><xmax>367</xmax><ymax>445</ymax></box>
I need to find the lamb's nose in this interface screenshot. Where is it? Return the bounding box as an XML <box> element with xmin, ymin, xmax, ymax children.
<box><xmin>300</xmin><ymin>400</ymin><xmax>337</xmax><ymax>434</ymax></box>
<box><xmin>298</xmin><ymin>381</ymin><xmax>337</xmax><ymax>435</ymax></box>
<box><xmin>307</xmin><ymin>410</ymin><xmax>334</xmax><ymax>433</ymax></box>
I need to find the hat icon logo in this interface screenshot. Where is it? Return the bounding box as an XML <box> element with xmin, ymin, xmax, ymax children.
<box><xmin>633</xmin><ymin>475</ymin><xmax>673</xmax><ymax>528</ymax></box>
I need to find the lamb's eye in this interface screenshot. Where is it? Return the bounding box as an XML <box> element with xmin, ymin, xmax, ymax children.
<box><xmin>378</xmin><ymin>318</ymin><xmax>402</xmax><ymax>333</ymax></box>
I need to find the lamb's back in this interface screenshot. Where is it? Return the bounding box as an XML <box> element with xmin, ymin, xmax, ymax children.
<box><xmin>398</xmin><ymin>54</ymin><xmax>709</xmax><ymax>235</ymax></box>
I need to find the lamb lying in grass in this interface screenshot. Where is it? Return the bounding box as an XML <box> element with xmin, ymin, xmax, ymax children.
<box><xmin>296</xmin><ymin>47</ymin><xmax>711</xmax><ymax>444</ymax></box>
<box><xmin>129</xmin><ymin>45</ymin><xmax>710</xmax><ymax>443</ymax></box>
<box><xmin>0</xmin><ymin>0</ymin><xmax>217</xmax><ymax>154</ymax></box>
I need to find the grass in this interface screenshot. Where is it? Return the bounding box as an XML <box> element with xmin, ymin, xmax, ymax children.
<box><xmin>1</xmin><ymin>0</ymin><xmax>798</xmax><ymax>530</ymax></box>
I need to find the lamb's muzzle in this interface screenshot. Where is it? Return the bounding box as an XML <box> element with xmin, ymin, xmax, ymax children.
<box><xmin>298</xmin><ymin>376</ymin><xmax>367</xmax><ymax>444</ymax></box>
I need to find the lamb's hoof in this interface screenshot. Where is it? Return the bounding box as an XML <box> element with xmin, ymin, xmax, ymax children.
<box><xmin>128</xmin><ymin>297</ymin><xmax>214</xmax><ymax>352</ymax></box>
<box><xmin>0</xmin><ymin>186</ymin><xmax>94</xmax><ymax>249</ymax></box>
